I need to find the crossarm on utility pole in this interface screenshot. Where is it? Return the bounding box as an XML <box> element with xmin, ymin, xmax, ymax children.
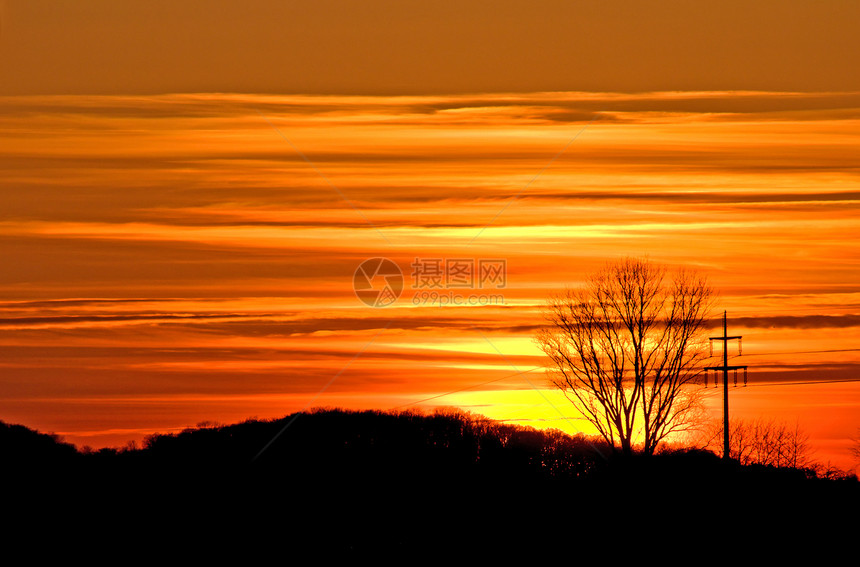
<box><xmin>706</xmin><ymin>311</ymin><xmax>749</xmax><ymax>461</ymax></box>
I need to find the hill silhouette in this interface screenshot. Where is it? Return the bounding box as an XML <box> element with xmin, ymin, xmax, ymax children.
<box><xmin>2</xmin><ymin>408</ymin><xmax>857</xmax><ymax>556</ymax></box>
<box><xmin>0</xmin><ymin>420</ymin><xmax>79</xmax><ymax>465</ymax></box>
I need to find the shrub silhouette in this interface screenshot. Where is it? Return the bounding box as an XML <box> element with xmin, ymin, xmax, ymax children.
<box><xmin>0</xmin><ymin>420</ymin><xmax>79</xmax><ymax>470</ymax></box>
<box><xmin>1</xmin><ymin>409</ymin><xmax>856</xmax><ymax>555</ymax></box>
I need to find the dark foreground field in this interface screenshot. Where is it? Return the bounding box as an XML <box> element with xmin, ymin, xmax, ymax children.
<box><xmin>2</xmin><ymin>409</ymin><xmax>857</xmax><ymax>557</ymax></box>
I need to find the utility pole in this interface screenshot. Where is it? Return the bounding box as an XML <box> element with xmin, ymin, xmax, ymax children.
<box><xmin>706</xmin><ymin>311</ymin><xmax>747</xmax><ymax>461</ymax></box>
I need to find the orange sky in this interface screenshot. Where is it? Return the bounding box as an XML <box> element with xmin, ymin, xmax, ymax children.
<box><xmin>1</xmin><ymin>3</ymin><xmax>859</xmax><ymax>471</ymax></box>
<box><xmin>1</xmin><ymin>91</ymin><xmax>858</xmax><ymax>470</ymax></box>
<box><xmin>3</xmin><ymin>1</ymin><xmax>860</xmax><ymax>94</ymax></box>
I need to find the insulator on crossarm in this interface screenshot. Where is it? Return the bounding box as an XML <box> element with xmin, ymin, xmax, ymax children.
<box><xmin>738</xmin><ymin>338</ymin><xmax>742</xmax><ymax>356</ymax></box>
<box><xmin>709</xmin><ymin>341</ymin><xmax>713</xmax><ymax>357</ymax></box>
<box><xmin>733</xmin><ymin>368</ymin><xmax>737</xmax><ymax>387</ymax></box>
<box><xmin>744</xmin><ymin>367</ymin><xmax>748</xmax><ymax>387</ymax></box>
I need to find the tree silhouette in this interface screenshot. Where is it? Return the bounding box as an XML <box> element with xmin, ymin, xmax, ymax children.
<box><xmin>697</xmin><ymin>417</ymin><xmax>814</xmax><ymax>469</ymax></box>
<box><xmin>536</xmin><ymin>257</ymin><xmax>713</xmax><ymax>456</ymax></box>
<box><xmin>852</xmin><ymin>429</ymin><xmax>860</xmax><ymax>468</ymax></box>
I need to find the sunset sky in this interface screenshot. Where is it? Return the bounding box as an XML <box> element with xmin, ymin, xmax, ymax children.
<box><xmin>1</xmin><ymin>2</ymin><xmax>858</xmax><ymax>470</ymax></box>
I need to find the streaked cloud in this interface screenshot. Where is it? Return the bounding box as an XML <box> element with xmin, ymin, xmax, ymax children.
<box><xmin>1</xmin><ymin>91</ymin><xmax>858</xmax><ymax>465</ymax></box>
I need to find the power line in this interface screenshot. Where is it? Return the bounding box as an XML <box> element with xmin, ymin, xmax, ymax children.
<box><xmin>734</xmin><ymin>377</ymin><xmax>860</xmax><ymax>388</ymax></box>
<box><xmin>740</xmin><ymin>348</ymin><xmax>860</xmax><ymax>357</ymax></box>
<box><xmin>390</xmin><ymin>356</ymin><xmax>859</xmax><ymax>414</ymax></box>
<box><xmin>724</xmin><ymin>307</ymin><xmax>860</xmax><ymax>315</ymax></box>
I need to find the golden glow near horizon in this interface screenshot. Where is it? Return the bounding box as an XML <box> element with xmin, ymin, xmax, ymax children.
<box><xmin>1</xmin><ymin>91</ymin><xmax>859</xmax><ymax>470</ymax></box>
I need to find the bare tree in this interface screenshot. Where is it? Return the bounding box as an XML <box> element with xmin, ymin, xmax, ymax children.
<box><xmin>536</xmin><ymin>258</ymin><xmax>713</xmax><ymax>456</ymax></box>
<box><xmin>849</xmin><ymin>428</ymin><xmax>860</xmax><ymax>470</ymax></box>
<box><xmin>697</xmin><ymin>417</ymin><xmax>814</xmax><ymax>469</ymax></box>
